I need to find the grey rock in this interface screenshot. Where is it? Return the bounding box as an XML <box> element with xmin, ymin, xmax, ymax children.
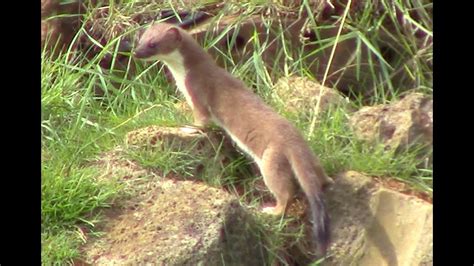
<box><xmin>82</xmin><ymin>179</ymin><xmax>266</xmax><ymax>265</ymax></box>
<box><xmin>325</xmin><ymin>171</ymin><xmax>433</xmax><ymax>266</ymax></box>
<box><xmin>349</xmin><ymin>92</ymin><xmax>433</xmax><ymax>152</ymax></box>
<box><xmin>272</xmin><ymin>75</ymin><xmax>348</xmax><ymax>115</ymax></box>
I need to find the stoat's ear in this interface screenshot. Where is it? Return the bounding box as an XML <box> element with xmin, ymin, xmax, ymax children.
<box><xmin>165</xmin><ymin>27</ymin><xmax>182</xmax><ymax>42</ymax></box>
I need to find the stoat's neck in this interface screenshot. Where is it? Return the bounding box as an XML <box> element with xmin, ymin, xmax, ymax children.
<box><xmin>159</xmin><ymin>50</ymin><xmax>196</xmax><ymax>110</ymax></box>
<box><xmin>159</xmin><ymin>34</ymin><xmax>217</xmax><ymax>110</ymax></box>
<box><xmin>160</xmin><ymin>51</ymin><xmax>186</xmax><ymax>91</ymax></box>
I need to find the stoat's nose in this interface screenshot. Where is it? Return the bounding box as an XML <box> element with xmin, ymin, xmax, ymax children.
<box><xmin>133</xmin><ymin>49</ymin><xmax>145</xmax><ymax>59</ymax></box>
<box><xmin>133</xmin><ymin>46</ymin><xmax>155</xmax><ymax>60</ymax></box>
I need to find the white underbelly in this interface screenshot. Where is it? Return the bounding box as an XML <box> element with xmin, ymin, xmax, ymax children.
<box><xmin>216</xmin><ymin>121</ymin><xmax>262</xmax><ymax>167</ymax></box>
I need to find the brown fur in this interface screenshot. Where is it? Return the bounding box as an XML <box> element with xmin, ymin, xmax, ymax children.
<box><xmin>134</xmin><ymin>23</ymin><xmax>332</xmax><ymax>256</ymax></box>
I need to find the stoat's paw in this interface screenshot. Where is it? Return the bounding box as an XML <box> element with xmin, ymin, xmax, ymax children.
<box><xmin>262</xmin><ymin>206</ymin><xmax>277</xmax><ymax>214</ymax></box>
<box><xmin>262</xmin><ymin>206</ymin><xmax>285</xmax><ymax>216</ymax></box>
<box><xmin>325</xmin><ymin>175</ymin><xmax>335</xmax><ymax>185</ymax></box>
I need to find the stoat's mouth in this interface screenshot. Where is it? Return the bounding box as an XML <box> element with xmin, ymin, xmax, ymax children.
<box><xmin>132</xmin><ymin>49</ymin><xmax>150</xmax><ymax>59</ymax></box>
<box><xmin>133</xmin><ymin>50</ymin><xmax>160</xmax><ymax>62</ymax></box>
<box><xmin>133</xmin><ymin>49</ymin><xmax>180</xmax><ymax>64</ymax></box>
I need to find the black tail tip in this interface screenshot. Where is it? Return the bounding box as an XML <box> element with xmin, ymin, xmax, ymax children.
<box><xmin>311</xmin><ymin>198</ymin><xmax>331</xmax><ymax>258</ymax></box>
<box><xmin>315</xmin><ymin>239</ymin><xmax>329</xmax><ymax>258</ymax></box>
<box><xmin>314</xmin><ymin>225</ymin><xmax>330</xmax><ymax>258</ymax></box>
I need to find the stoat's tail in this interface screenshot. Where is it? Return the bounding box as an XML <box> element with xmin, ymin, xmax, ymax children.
<box><xmin>286</xmin><ymin>146</ymin><xmax>330</xmax><ymax>256</ymax></box>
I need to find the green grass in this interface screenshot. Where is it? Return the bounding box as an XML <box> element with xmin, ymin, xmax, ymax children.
<box><xmin>42</xmin><ymin>0</ymin><xmax>432</xmax><ymax>264</ymax></box>
<box><xmin>42</xmin><ymin>231</ymin><xmax>82</xmax><ymax>265</ymax></box>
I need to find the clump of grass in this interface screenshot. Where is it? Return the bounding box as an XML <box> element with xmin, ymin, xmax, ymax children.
<box><xmin>41</xmin><ymin>163</ymin><xmax>120</xmax><ymax>264</ymax></box>
<box><xmin>124</xmin><ymin>138</ymin><xmax>208</xmax><ymax>178</ymax></box>
<box><xmin>42</xmin><ymin>166</ymin><xmax>118</xmax><ymax>229</ymax></box>
<box><xmin>42</xmin><ymin>231</ymin><xmax>81</xmax><ymax>265</ymax></box>
<box><xmin>42</xmin><ymin>50</ymin><xmax>122</xmax><ymax>264</ymax></box>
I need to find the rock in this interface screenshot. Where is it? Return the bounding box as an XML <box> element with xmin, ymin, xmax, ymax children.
<box><xmin>349</xmin><ymin>92</ymin><xmax>433</xmax><ymax>152</ymax></box>
<box><xmin>86</xmin><ymin>125</ymin><xmax>253</xmax><ymax>184</ymax></box>
<box><xmin>88</xmin><ymin>147</ymin><xmax>153</xmax><ymax>182</ymax></box>
<box><xmin>325</xmin><ymin>171</ymin><xmax>432</xmax><ymax>266</ymax></box>
<box><xmin>124</xmin><ymin>125</ymin><xmax>251</xmax><ymax>180</ymax></box>
<box><xmin>125</xmin><ymin>126</ymin><xmax>204</xmax><ymax>148</ymax></box>
<box><xmin>82</xmin><ymin>178</ymin><xmax>266</xmax><ymax>265</ymax></box>
<box><xmin>272</xmin><ymin>75</ymin><xmax>348</xmax><ymax>115</ymax></box>
<box><xmin>80</xmin><ymin>125</ymin><xmax>266</xmax><ymax>265</ymax></box>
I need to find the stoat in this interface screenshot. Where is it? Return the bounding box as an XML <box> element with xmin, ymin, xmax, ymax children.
<box><xmin>133</xmin><ymin>23</ymin><xmax>332</xmax><ymax>256</ymax></box>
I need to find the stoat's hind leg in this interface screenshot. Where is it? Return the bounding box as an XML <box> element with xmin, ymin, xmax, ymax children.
<box><xmin>260</xmin><ymin>147</ymin><xmax>295</xmax><ymax>216</ymax></box>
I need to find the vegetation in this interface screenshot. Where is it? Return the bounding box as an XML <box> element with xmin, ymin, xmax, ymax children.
<box><xmin>42</xmin><ymin>0</ymin><xmax>432</xmax><ymax>264</ymax></box>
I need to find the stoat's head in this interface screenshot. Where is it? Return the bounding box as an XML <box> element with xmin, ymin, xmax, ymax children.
<box><xmin>133</xmin><ymin>23</ymin><xmax>183</xmax><ymax>61</ymax></box>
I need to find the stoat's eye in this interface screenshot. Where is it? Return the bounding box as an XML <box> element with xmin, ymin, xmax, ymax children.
<box><xmin>148</xmin><ymin>41</ymin><xmax>157</xmax><ymax>48</ymax></box>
